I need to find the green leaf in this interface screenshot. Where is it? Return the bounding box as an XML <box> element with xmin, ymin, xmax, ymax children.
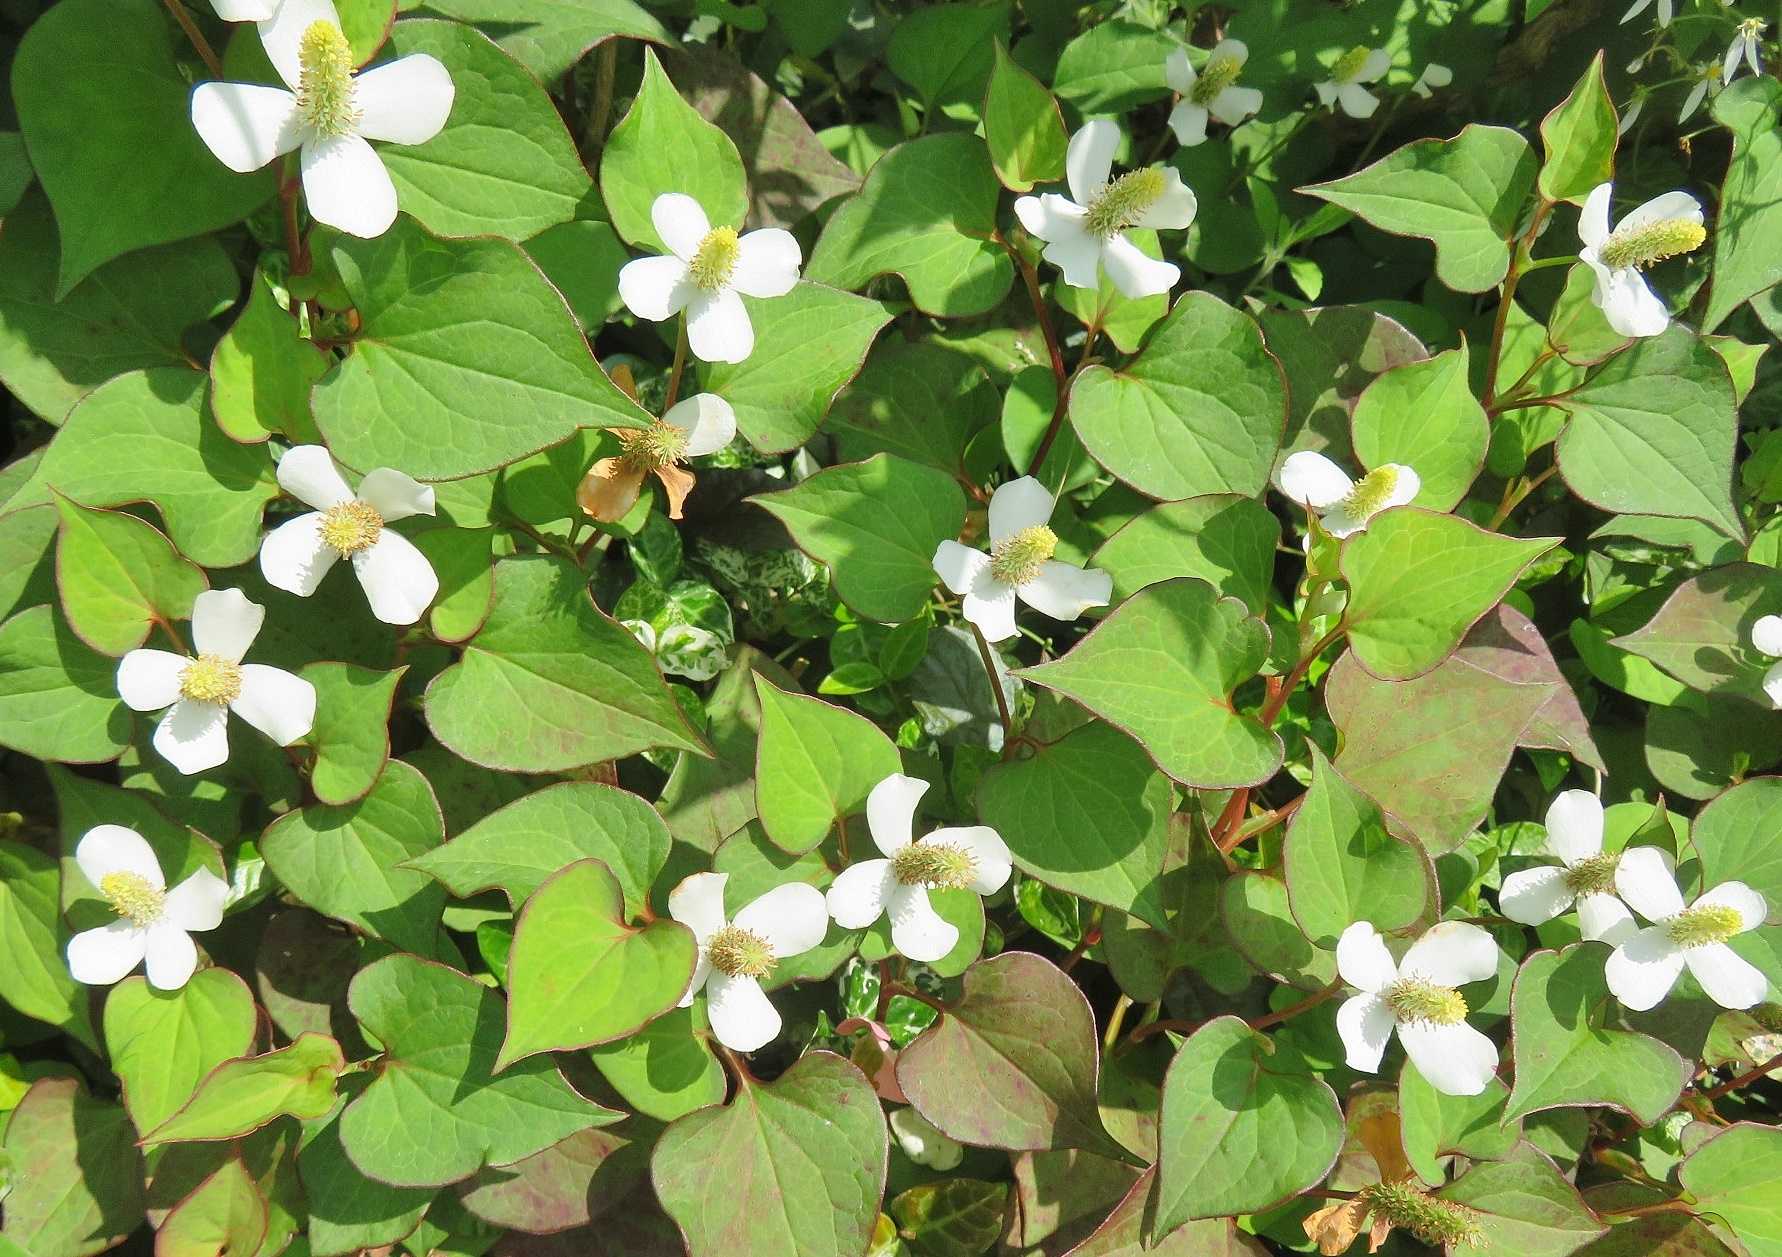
<box><xmin>890</xmin><ymin>1180</ymin><xmax>1008</xmax><ymax>1257</ymax></box>
<box><xmin>598</xmin><ymin>47</ymin><xmax>746</xmax><ymax>252</ymax></box>
<box><xmin>1341</xmin><ymin>509</ymin><xmax>1559</xmax><ymax>680</ymax></box>
<box><xmin>1054</xmin><ymin>228</ymin><xmax>1171</xmax><ymax>355</ymax></box>
<box><xmin>1350</xmin><ymin>346</ymin><xmax>1489</xmax><ymax>511</ymax></box>
<box><xmin>524</xmin><ymin>218</ymin><xmax>628</xmax><ymax>332</ymax></box>
<box><xmin>807</xmin><ymin>134</ymin><xmax>1014</xmax><ymax>318</ymax></box>
<box><xmin>751</xmin><ymin>455</ymin><xmax>963</xmax><ymax>624</ymax></box>
<box><xmin>1067</xmin><ymin>291</ymin><xmax>1286</xmax><ymax>501</ymax></box>
<box><xmin>1220</xmin><ymin>872</ymin><xmax>1337</xmax><ymax>992</ymax></box>
<box><xmin>0</xmin><ymin>840</ymin><xmax>97</xmax><ymax>1048</ymax></box>
<box><xmin>652</xmin><ymin>1052</ymin><xmax>887</xmax><ymax>1257</ymax></box>
<box><xmin>9</xmin><ymin>0</ymin><xmax>275</xmax><ymax>296</ymax></box>
<box><xmin>143</xmin><ymin>1033</ymin><xmax>346</xmax><ymax>1144</ymax></box>
<box><xmin>0</xmin><ymin>503</ymin><xmax>56</xmax><ymax>622</ymax></box>
<box><xmin>1154</xmin><ymin>1016</ymin><xmax>1344</xmax><ymax>1228</ymax></box>
<box><xmin>1680</xmin><ymin>1123</ymin><xmax>1782</xmax><ymax>1256</ymax></box>
<box><xmin>1706</xmin><ymin>79</ymin><xmax>1782</xmax><ymax>330</ymax></box>
<box><xmin>976</xmin><ymin>721</ymin><xmax>1177</xmax><ymax>929</ymax></box>
<box><xmin>1435</xmin><ymin>1148</ymin><xmax>1606</xmax><ymax>1256</ymax></box>
<box><xmin>298</xmin><ymin>1090</ymin><xmax>432</xmax><ymax>1257</ymax></box>
<box><xmin>410</xmin><ymin>525</ymin><xmax>496</xmax><ymax>643</ymax></box>
<box><xmin>208</xmin><ymin>265</ymin><xmax>329</xmax><ymax>445</ymax></box>
<box><xmin>1017</xmin><ymin>578</ymin><xmax>1281</xmax><ymax>789</ymax></box>
<box><xmin>983</xmin><ymin>39</ymin><xmax>1066</xmax><ymax>192</ymax></box>
<box><xmin>1690</xmin><ymin>777</ymin><xmax>1782</xmax><ymax>929</ymax></box>
<box><xmin>1050</xmin><ymin>20</ymin><xmax>1176</xmax><ymax>113</ymax></box>
<box><xmin>313</xmin><ymin>217</ymin><xmax>650</xmax><ymax>479</ymax></box>
<box><xmin>896</xmin><ymin>952</ymin><xmax>1125</xmax><ymax>1159</ymax></box>
<box><xmin>259</xmin><ymin>759</ymin><xmax>447</xmax><ymax>955</ymax></box>
<box><xmin>52</xmin><ymin>495</ymin><xmax>206</xmax><ymax>657</ymax></box>
<box><xmin>340</xmin><ymin>953</ymin><xmax>620</xmax><ymax>1188</ymax></box>
<box><xmin>0</xmin><ymin>131</ymin><xmax>28</xmax><ymax>216</ymax></box>
<box><xmin>1064</xmin><ymin>1169</ymin><xmax>1261</xmax><ymax>1256</ymax></box>
<box><xmin>752</xmin><ymin>677</ymin><xmax>900</xmax><ymax>855</ymax></box>
<box><xmin>1399</xmin><ymin>1067</ymin><xmax>1520</xmax><ymax>1187</ymax></box>
<box><xmin>700</xmin><ymin>281</ymin><xmax>893</xmax><ymax>453</ymax></box>
<box><xmin>419</xmin><ymin>0</ymin><xmax>670</xmax><ymax>82</ymax></box>
<box><xmin>457</xmin><ymin>1125</ymin><xmax>656</xmax><ymax>1237</ymax></box>
<box><xmin>0</xmin><ymin>604</ymin><xmax>131</xmax><ymax>764</ymax></box>
<box><xmin>300</xmin><ymin>663</ymin><xmax>406</xmax><ymax>806</ymax></box>
<box><xmin>500</xmin><ymin>858</ymin><xmax>696</xmax><ymax>1067</ymax></box>
<box><xmin>658</xmin><ymin>647</ymin><xmax>792</xmax><ymax>852</ymax></box>
<box><xmin>1089</xmin><ymin>495</ymin><xmax>1279</xmax><ymax>614</ymax></box>
<box><xmin>155</xmin><ymin>1154</ymin><xmax>268</xmax><ymax>1257</ymax></box>
<box><xmin>1303</xmin><ymin>125</ymin><xmax>1538</xmax><ymax>293</ymax></box>
<box><xmin>1467</xmin><ymin>603</ymin><xmax>1606</xmax><ymax>771</ymax></box>
<box><xmin>886</xmin><ymin>3</ymin><xmax>1008</xmax><ymax>112</ymax></box>
<box><xmin>589</xmin><ymin>1005</ymin><xmax>726</xmax><ymax>1122</ymax></box>
<box><xmin>1612</xmin><ymin>563</ymin><xmax>1782</xmax><ymax>706</ymax></box>
<box><xmin>1260</xmin><ymin>304</ymin><xmax>1428</xmax><ymax>462</ymax></box>
<box><xmin>0</xmin><ymin>1079</ymin><xmax>145</xmax><ymax>1256</ymax></box>
<box><xmin>1538</xmin><ymin>53</ymin><xmax>1616</xmax><ymax>206</ymax></box>
<box><xmin>829</xmin><ymin>341</ymin><xmax>997</xmax><ymax>476</ymax></box>
<box><xmin>1555</xmin><ymin>328</ymin><xmax>1744</xmax><ymax>540</ymax></box>
<box><xmin>103</xmin><ymin>970</ymin><xmax>257</xmax><ymax>1135</ymax></box>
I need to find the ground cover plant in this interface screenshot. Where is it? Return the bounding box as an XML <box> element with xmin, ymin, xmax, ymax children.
<box><xmin>1</xmin><ymin>0</ymin><xmax>1781</xmax><ymax>1253</ymax></box>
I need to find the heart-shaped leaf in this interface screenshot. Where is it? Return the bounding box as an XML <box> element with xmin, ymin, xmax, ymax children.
<box><xmin>1679</xmin><ymin>1123</ymin><xmax>1782</xmax><ymax>1256</ymax></box>
<box><xmin>102</xmin><ymin>969</ymin><xmax>257</xmax><ymax>1135</ymax></box>
<box><xmin>143</xmin><ymin>1033</ymin><xmax>346</xmax><ymax>1145</ymax></box>
<box><xmin>752</xmin><ymin>677</ymin><xmax>900</xmax><ymax>855</ymax></box>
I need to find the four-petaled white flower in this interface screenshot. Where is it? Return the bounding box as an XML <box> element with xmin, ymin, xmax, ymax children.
<box><xmin>260</xmin><ymin>446</ymin><xmax>440</xmax><ymax>625</ymax></box>
<box><xmin>1410</xmin><ymin>62</ymin><xmax>1453</xmax><ymax>99</ymax></box>
<box><xmin>117</xmin><ymin>589</ymin><xmax>317</xmax><ymax>776</ymax></box>
<box><xmin>1752</xmin><ymin>614</ymin><xmax>1782</xmax><ymax>708</ymax></box>
<box><xmin>826</xmin><ymin>773</ymin><xmax>1013</xmax><ymax>962</ymax></box>
<box><xmin>1621</xmin><ymin>0</ymin><xmax>1674</xmax><ymax>26</ymax></box>
<box><xmin>1577</xmin><ymin>181</ymin><xmax>1706</xmax><ymax>339</ymax></box>
<box><xmin>1276</xmin><ymin>450</ymin><xmax>1419</xmax><ymax>539</ymax></box>
<box><xmin>1498</xmin><ymin>790</ymin><xmax>1637</xmax><ymax>944</ymax></box>
<box><xmin>669</xmin><ymin>872</ymin><xmax>828</xmax><ymax>1053</ymax></box>
<box><xmin>1165</xmin><ymin>40</ymin><xmax>1263</xmax><ymax>146</ymax></box>
<box><xmin>66</xmin><ymin>826</ymin><xmax>230</xmax><ymax>990</ymax></box>
<box><xmin>618</xmin><ymin>194</ymin><xmax>802</xmax><ymax>365</ymax></box>
<box><xmin>1337</xmin><ymin>920</ymin><xmax>1501</xmax><ymax>1097</ymax></box>
<box><xmin>190</xmin><ymin>0</ymin><xmax>454</xmax><ymax>238</ymax></box>
<box><xmin>1314</xmin><ymin>46</ymin><xmax>1391</xmax><ymax>119</ymax></box>
<box><xmin>1725</xmin><ymin>18</ymin><xmax>1766</xmax><ymax>84</ymax></box>
<box><xmin>1605</xmin><ymin>847</ymin><xmax>1770</xmax><ymax>1011</ymax></box>
<box><xmin>932</xmin><ymin>476</ymin><xmax>1112</xmax><ymax>644</ymax></box>
<box><xmin>577</xmin><ymin>393</ymin><xmax>736</xmax><ymax>523</ymax></box>
<box><xmin>1013</xmin><ymin>120</ymin><xmax>1197</xmax><ymax>299</ymax></box>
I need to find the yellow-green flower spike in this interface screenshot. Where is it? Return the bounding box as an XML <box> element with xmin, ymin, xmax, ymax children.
<box><xmin>1666</xmin><ymin>903</ymin><xmax>1744</xmax><ymax>948</ymax></box>
<box><xmin>296</xmin><ymin>21</ymin><xmax>360</xmax><ymax>139</ymax></box>
<box><xmin>1358</xmin><ymin>1182</ymin><xmax>1485</xmax><ymax>1249</ymax></box>
<box><xmin>1341</xmin><ymin>465</ymin><xmax>1403</xmax><ymax>521</ymax></box>
<box><xmin>1384</xmin><ymin>977</ymin><xmax>1469</xmax><ymax>1026</ymax></box>
<box><xmin>99</xmin><ymin>871</ymin><xmax>166</xmax><ymax>928</ymax></box>
<box><xmin>179</xmin><ymin>654</ymin><xmax>243</xmax><ymax>706</ymax></box>
<box><xmin>1598</xmin><ymin>217</ymin><xmax>1707</xmax><ymax>270</ymax></box>
<box><xmin>706</xmin><ymin>924</ymin><xmax>777</xmax><ymax>979</ymax></box>
<box><xmin>988</xmin><ymin>524</ymin><xmax>1058</xmax><ymax>586</ymax></box>
<box><xmin>1082</xmin><ymin>168</ymin><xmax>1167</xmax><ymax>240</ymax></box>
<box><xmin>891</xmin><ymin>842</ymin><xmax>978</xmax><ymax>890</ymax></box>
<box><xmin>1561</xmin><ymin>852</ymin><xmax>1620</xmax><ymax>896</ymax></box>
<box><xmin>1190</xmin><ymin>52</ymin><xmax>1244</xmax><ymax>106</ymax></box>
<box><xmin>1332</xmin><ymin>45</ymin><xmax>1374</xmax><ymax>83</ymax></box>
<box><xmin>689</xmin><ymin>227</ymin><xmax>741</xmax><ymax>291</ymax></box>
<box><xmin>319</xmin><ymin>501</ymin><xmax>384</xmax><ymax>556</ymax></box>
<box><xmin>621</xmin><ymin>419</ymin><xmax>691</xmax><ymax>472</ymax></box>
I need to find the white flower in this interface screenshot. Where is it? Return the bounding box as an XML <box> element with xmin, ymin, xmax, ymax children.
<box><xmin>1275</xmin><ymin>450</ymin><xmax>1419</xmax><ymax>539</ymax></box>
<box><xmin>1621</xmin><ymin>0</ymin><xmax>1675</xmax><ymax>25</ymax></box>
<box><xmin>1410</xmin><ymin>62</ymin><xmax>1453</xmax><ymax>99</ymax></box>
<box><xmin>1619</xmin><ymin>93</ymin><xmax>1646</xmax><ymax>136</ymax></box>
<box><xmin>1725</xmin><ymin>18</ymin><xmax>1766</xmax><ymax>84</ymax></box>
<box><xmin>668</xmin><ymin>872</ymin><xmax>828</xmax><ymax>1053</ymax></box>
<box><xmin>1577</xmin><ymin>181</ymin><xmax>1706</xmax><ymax>339</ymax></box>
<box><xmin>826</xmin><ymin>773</ymin><xmax>1013</xmax><ymax>963</ymax></box>
<box><xmin>931</xmin><ymin>476</ymin><xmax>1112</xmax><ymax>644</ymax></box>
<box><xmin>890</xmin><ymin>1106</ymin><xmax>965</xmax><ymax>1171</ymax></box>
<box><xmin>1678</xmin><ymin>68</ymin><xmax>1716</xmax><ymax>124</ymax></box>
<box><xmin>190</xmin><ymin>0</ymin><xmax>454</xmax><ymax>238</ymax></box>
<box><xmin>1314</xmin><ymin>46</ymin><xmax>1391</xmax><ymax>119</ymax></box>
<box><xmin>1012</xmin><ymin>120</ymin><xmax>1197</xmax><ymax>299</ymax></box>
<box><xmin>66</xmin><ymin>826</ymin><xmax>230</xmax><ymax>990</ymax></box>
<box><xmin>259</xmin><ymin>446</ymin><xmax>439</xmax><ymax>625</ymax></box>
<box><xmin>1498</xmin><ymin>790</ymin><xmax>1637</xmax><ymax>944</ymax></box>
<box><xmin>210</xmin><ymin>0</ymin><xmax>278</xmax><ymax>18</ymax></box>
<box><xmin>117</xmin><ymin>589</ymin><xmax>317</xmax><ymax>776</ymax></box>
<box><xmin>1165</xmin><ymin>40</ymin><xmax>1263</xmax><ymax>146</ymax></box>
<box><xmin>1606</xmin><ymin>848</ymin><xmax>1770</xmax><ymax>1011</ymax></box>
<box><xmin>1336</xmin><ymin>920</ymin><xmax>1502</xmax><ymax>1097</ymax></box>
<box><xmin>1752</xmin><ymin>614</ymin><xmax>1782</xmax><ymax>707</ymax></box>
<box><xmin>617</xmin><ymin>194</ymin><xmax>802</xmax><ymax>365</ymax></box>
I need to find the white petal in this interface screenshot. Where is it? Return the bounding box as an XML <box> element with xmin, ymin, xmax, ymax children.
<box><xmin>357</xmin><ymin>469</ymin><xmax>435</xmax><ymax>522</ymax></box>
<box><xmin>1606</xmin><ymin>925</ymin><xmax>1686</xmax><ymax>1010</ymax></box>
<box><xmin>144</xmin><ymin>924</ymin><xmax>199</xmax><ymax>991</ymax></box>
<box><xmin>1578</xmin><ymin>183</ymin><xmax>1613</xmax><ymax>248</ymax></box>
<box><xmin>191</xmin><ymin>588</ymin><xmax>264</xmax><ymax>662</ymax></box>
<box><xmin>1164</xmin><ymin>47</ymin><xmax>1195</xmax><ymax>93</ymax></box>
<box><xmin>154</xmin><ymin>701</ymin><xmax>231</xmax><ymax>776</ymax></box>
<box><xmin>1038</xmin><ymin>215</ymin><xmax>1105</xmax><ymax>291</ymax></box>
<box><xmin>890</xmin><ymin>1106</ymin><xmax>964</xmax><ymax>1171</ymax></box>
<box><xmin>678</xmin><ymin>955</ymin><xmax>710</xmax><ymax>1008</ymax></box>
<box><xmin>989</xmin><ymin>476</ymin><xmax>1054</xmax><ymax>542</ymax></box>
<box><xmin>190</xmin><ymin>83</ymin><xmax>301</xmax><ymax>174</ymax></box>
<box><xmin>734</xmin><ymin>883</ymin><xmax>828</xmax><ymax>958</ymax></box>
<box><xmin>351</xmin><ymin>531</ymin><xmax>439</xmax><ymax>625</ymax></box>
<box><xmin>618</xmin><ymin>254</ymin><xmax>694</xmax><ymax>322</ymax></box>
<box><xmin>1679</xmin><ymin>80</ymin><xmax>1710</xmax><ymax>124</ymax></box>
<box><xmin>934</xmin><ymin>826</ymin><xmax>1012</xmax><ymax>895</ymax></box>
<box><xmin>1577</xmin><ymin>893</ymin><xmax>1638</xmax><ymax>946</ymax></box>
<box><xmin>888</xmin><ymin>884</ymin><xmax>959</xmax><ymax>963</ymax></box>
<box><xmin>1209</xmin><ymin>85</ymin><xmax>1264</xmax><ymax>126</ymax></box>
<box><xmin>1100</xmin><ymin>234</ymin><xmax>1180</xmax><ymax>299</ymax></box>
<box><xmin>1600</xmin><ymin>268</ymin><xmax>1670</xmax><ymax>338</ymax></box>
<box><xmin>210</xmin><ymin>0</ymin><xmax>277</xmax><ymax>18</ymax></box>
<box><xmin>1751</xmin><ymin>614</ymin><xmax>1782</xmax><ymax>657</ymax></box>
<box><xmin>669</xmin><ymin>871</ymin><xmax>729</xmax><ymax>943</ymax></box>
<box><xmin>1066</xmin><ymin>119</ymin><xmax>1119</xmax><ymax>204</ymax></box>
<box><xmin>827</xmin><ymin>860</ymin><xmax>896</xmax><ymax>929</ymax></box>
<box><xmin>1401</xmin><ymin>921</ymin><xmax>1498</xmax><ymax>987</ymax></box>
<box><xmin>1544</xmin><ymin>790</ymin><xmax>1605</xmax><ymax>864</ymax></box>
<box><xmin>1725</xmin><ymin>38</ymin><xmax>1744</xmax><ymax>85</ymax></box>
<box><xmin>258</xmin><ymin>0</ymin><xmax>342</xmax><ymax>91</ymax></box>
<box><xmin>301</xmin><ymin>134</ymin><xmax>399</xmax><ymax>239</ymax></box>
<box><xmin>1685</xmin><ymin>943</ymin><xmax>1770</xmax><ymax>1010</ymax></box>
<box><xmin>705</xmin><ymin>972</ymin><xmax>780</xmax><ymax>1052</ymax></box>
<box><xmin>76</xmin><ymin>826</ymin><xmax>163</xmax><ymax>892</ymax></box>
<box><xmin>662</xmin><ymin>393</ymin><xmax>736</xmax><ymax>458</ymax></box>
<box><xmin>1319</xmin><ymin>503</ymin><xmax>1367</xmax><ymax>538</ymax></box>
<box><xmin>277</xmin><ymin>445</ymin><xmax>355</xmax><ymax>511</ymax></box>
<box><xmin>1499</xmin><ymin>866</ymin><xmax>1575</xmax><ymax>925</ymax></box>
<box><xmin>1615</xmin><ymin>846</ymin><xmax>1686</xmax><ymax>921</ymax></box>
<box><xmin>1582</xmin><ymin>251</ymin><xmax>1614</xmax><ymax>305</ymax></box>
<box><xmin>1014</xmin><ymin>191</ymin><xmax>1088</xmax><ymax>245</ymax></box>
<box><xmin>1278</xmin><ymin>451</ymin><xmax>1355</xmax><ymax>510</ymax></box>
<box><xmin>259</xmin><ymin>513</ymin><xmax>339</xmax><ymax>598</ymax></box>
<box><xmin>1766</xmin><ymin>660</ymin><xmax>1782</xmax><ymax>711</ymax></box>
<box><xmin>1357</xmin><ymin>48</ymin><xmax>1392</xmax><ymax>82</ymax></box>
<box><xmin>67</xmin><ymin>922</ymin><xmax>148</xmax><ymax>986</ymax></box>
<box><xmin>116</xmin><ymin>650</ymin><xmax>187</xmax><ymax>713</ymax></box>
<box><xmin>163</xmin><ymin>869</ymin><xmax>230</xmax><ymax>932</ymax></box>
<box><xmin>932</xmin><ymin>540</ymin><xmax>990</xmax><ymax>598</ymax></box>
<box><xmin>1215</xmin><ymin>38</ymin><xmax>1249</xmax><ymax>66</ymax></box>
<box><xmin>651</xmin><ymin>193</ymin><xmax>711</xmax><ymax>262</ymax></box>
<box><xmin>1336</xmin><ymin>921</ymin><xmax>1397</xmax><ymax>993</ymax></box>
<box><xmin>1135</xmin><ymin>168</ymin><xmax>1197</xmax><ymax>231</ymax></box>
<box><xmin>867</xmin><ymin>773</ymin><xmax>927</xmax><ymax>856</ymax></box>
<box><xmin>729</xmin><ymin>229</ymin><xmax>802</xmax><ymax>299</ymax></box>
<box><xmin>1313</xmin><ymin>81</ymin><xmax>1338</xmax><ymax>106</ymax></box>
<box><xmin>354</xmin><ymin>54</ymin><xmax>454</xmax><ymax>145</ymax></box>
<box><xmin>1017</xmin><ymin>560</ymin><xmax>1112</xmax><ymax>622</ymax></box>
<box><xmin>1337</xmin><ymin>83</ymin><xmax>1380</xmax><ymax>119</ymax></box>
<box><xmin>1336</xmin><ymin>992</ymin><xmax>1394</xmax><ymax>1072</ymax></box>
<box><xmin>230</xmin><ymin>665</ymin><xmax>317</xmax><ymax>746</ymax></box>
<box><xmin>1696</xmin><ymin>882</ymin><xmax>1768</xmax><ymax>933</ymax></box>
<box><xmin>1620</xmin><ymin>0</ymin><xmax>1655</xmax><ymax>21</ymax></box>
<box><xmin>1380</xmin><ymin>464</ymin><xmax>1420</xmax><ymax>510</ymax></box>
<box><xmin>1399</xmin><ymin>1020</ymin><xmax>1499</xmax><ymax>1097</ymax></box>
<box><xmin>1617</xmin><ymin>190</ymin><xmax>1703</xmax><ymax>235</ymax></box>
<box><xmin>962</xmin><ymin>572</ymin><xmax>1018</xmax><ymax>644</ymax></box>
<box><xmin>1168</xmin><ymin>101</ymin><xmax>1209</xmax><ymax>147</ymax></box>
<box><xmin>685</xmin><ymin>289</ymin><xmax>753</xmax><ymax>364</ymax></box>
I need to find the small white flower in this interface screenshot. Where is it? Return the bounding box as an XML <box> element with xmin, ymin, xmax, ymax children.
<box><xmin>210</xmin><ymin>0</ymin><xmax>279</xmax><ymax>18</ymax></box>
<box><xmin>668</xmin><ymin>872</ymin><xmax>828</xmax><ymax>1053</ymax></box>
<box><xmin>1012</xmin><ymin>120</ymin><xmax>1196</xmax><ymax>299</ymax></box>
<box><xmin>890</xmin><ymin>1106</ymin><xmax>965</xmax><ymax>1171</ymax></box>
<box><xmin>259</xmin><ymin>446</ymin><xmax>439</xmax><ymax>625</ymax></box>
<box><xmin>1621</xmin><ymin>0</ymin><xmax>1675</xmax><ymax>25</ymax></box>
<box><xmin>1275</xmin><ymin>450</ymin><xmax>1419</xmax><ymax>539</ymax></box>
<box><xmin>1314</xmin><ymin>46</ymin><xmax>1391</xmax><ymax>119</ymax></box>
<box><xmin>1678</xmin><ymin>68</ymin><xmax>1716</xmax><ymax>124</ymax></box>
<box><xmin>1606</xmin><ymin>848</ymin><xmax>1770</xmax><ymax>1011</ymax></box>
<box><xmin>117</xmin><ymin>589</ymin><xmax>317</xmax><ymax>776</ymax></box>
<box><xmin>65</xmin><ymin>826</ymin><xmax>230</xmax><ymax>990</ymax></box>
<box><xmin>1751</xmin><ymin>614</ymin><xmax>1782</xmax><ymax>707</ymax></box>
<box><xmin>931</xmin><ymin>476</ymin><xmax>1112</xmax><ymax>644</ymax></box>
<box><xmin>617</xmin><ymin>195</ymin><xmax>802</xmax><ymax>365</ymax></box>
<box><xmin>190</xmin><ymin>0</ymin><xmax>454</xmax><ymax>238</ymax></box>
<box><xmin>1725</xmin><ymin>18</ymin><xmax>1766</xmax><ymax>84</ymax></box>
<box><xmin>1336</xmin><ymin>920</ymin><xmax>1502</xmax><ymax>1097</ymax></box>
<box><xmin>1498</xmin><ymin>790</ymin><xmax>1637</xmax><ymax>944</ymax></box>
<box><xmin>1577</xmin><ymin>181</ymin><xmax>1706</xmax><ymax>338</ymax></box>
<box><xmin>1165</xmin><ymin>40</ymin><xmax>1263</xmax><ymax>146</ymax></box>
<box><xmin>826</xmin><ymin>773</ymin><xmax>1012</xmax><ymax>963</ymax></box>
<box><xmin>1410</xmin><ymin>62</ymin><xmax>1453</xmax><ymax>99</ymax></box>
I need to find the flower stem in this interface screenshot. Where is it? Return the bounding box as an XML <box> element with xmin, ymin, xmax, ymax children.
<box><xmin>163</xmin><ymin>0</ymin><xmax>223</xmax><ymax>77</ymax></box>
<box><xmin>1482</xmin><ymin>201</ymin><xmax>1555</xmax><ymax>410</ymax></box>
<box><xmin>582</xmin><ymin>40</ymin><xmax>618</xmax><ymax>157</ymax></box>
<box><xmin>1487</xmin><ymin>462</ymin><xmax>1559</xmax><ymax>529</ymax></box>
<box><xmin>970</xmin><ymin>623</ymin><xmax>1015</xmax><ymax>745</ymax></box>
<box><xmin>280</xmin><ymin>157</ymin><xmax>310</xmax><ymax>279</ymax></box>
<box><xmin>1248</xmin><ymin>982</ymin><xmax>1340</xmax><ymax>1031</ymax></box>
<box><xmin>662</xmin><ymin>316</ymin><xmax>690</xmax><ymax>412</ymax></box>
<box><xmin>1259</xmin><ymin>619</ymin><xmax>1347</xmax><ymax>727</ymax></box>
<box><xmin>1703</xmin><ymin>1049</ymin><xmax>1782</xmax><ymax>1101</ymax></box>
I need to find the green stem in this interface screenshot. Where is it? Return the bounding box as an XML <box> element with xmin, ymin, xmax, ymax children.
<box><xmin>661</xmin><ymin>317</ymin><xmax>690</xmax><ymax>413</ymax></box>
